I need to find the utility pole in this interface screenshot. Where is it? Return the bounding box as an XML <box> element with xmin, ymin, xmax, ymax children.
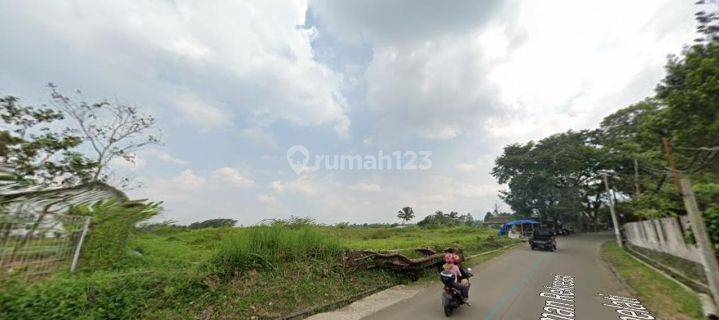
<box><xmin>602</xmin><ymin>173</ymin><xmax>623</xmax><ymax>248</ymax></box>
<box><xmin>662</xmin><ymin>138</ymin><xmax>683</xmax><ymax>195</ymax></box>
<box><xmin>633</xmin><ymin>159</ymin><xmax>641</xmax><ymax>197</ymax></box>
<box><xmin>680</xmin><ymin>178</ymin><xmax>719</xmax><ymax>310</ymax></box>
<box><xmin>662</xmin><ymin>138</ymin><xmax>719</xmax><ymax>309</ymax></box>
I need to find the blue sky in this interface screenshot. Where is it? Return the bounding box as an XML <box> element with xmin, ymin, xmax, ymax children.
<box><xmin>0</xmin><ymin>0</ymin><xmax>699</xmax><ymax>225</ymax></box>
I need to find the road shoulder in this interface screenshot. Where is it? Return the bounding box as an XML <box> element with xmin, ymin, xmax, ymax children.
<box><xmin>600</xmin><ymin>241</ymin><xmax>704</xmax><ymax>320</ymax></box>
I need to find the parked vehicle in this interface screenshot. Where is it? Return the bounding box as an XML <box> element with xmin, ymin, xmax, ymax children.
<box><xmin>440</xmin><ymin>268</ymin><xmax>473</xmax><ymax>317</ymax></box>
<box><xmin>530</xmin><ymin>229</ymin><xmax>557</xmax><ymax>251</ymax></box>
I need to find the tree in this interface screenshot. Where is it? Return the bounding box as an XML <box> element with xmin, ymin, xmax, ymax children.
<box><xmin>49</xmin><ymin>84</ymin><xmax>160</xmax><ymax>185</ymax></box>
<box><xmin>492</xmin><ymin>7</ymin><xmax>719</xmax><ymax>233</ymax></box>
<box><xmin>694</xmin><ymin>1</ymin><xmax>719</xmax><ymax>44</ymax></box>
<box><xmin>653</xmin><ymin>43</ymin><xmax>719</xmax><ymax>176</ymax></box>
<box><xmin>492</xmin><ymin>130</ymin><xmax>608</xmax><ymax>228</ymax></box>
<box><xmin>188</xmin><ymin>218</ymin><xmax>237</xmax><ymax>229</ymax></box>
<box><xmin>1</xmin><ymin>86</ymin><xmax>160</xmax><ymax>189</ymax></box>
<box><xmin>1</xmin><ymin>96</ymin><xmax>96</xmax><ymax>186</ymax></box>
<box><xmin>595</xmin><ymin>100</ymin><xmax>665</xmax><ymax>195</ymax></box>
<box><xmin>416</xmin><ymin>210</ymin><xmax>476</xmax><ymax>227</ymax></box>
<box><xmin>397</xmin><ymin>206</ymin><xmax>415</xmax><ymax>224</ymax></box>
<box><xmin>483</xmin><ymin>211</ymin><xmax>494</xmax><ymax>222</ymax></box>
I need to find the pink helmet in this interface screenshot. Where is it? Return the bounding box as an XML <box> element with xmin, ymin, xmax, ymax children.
<box><xmin>444</xmin><ymin>253</ymin><xmax>454</xmax><ymax>264</ymax></box>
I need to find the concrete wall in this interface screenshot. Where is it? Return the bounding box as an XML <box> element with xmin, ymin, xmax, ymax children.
<box><xmin>623</xmin><ymin>216</ymin><xmax>703</xmax><ymax>263</ymax></box>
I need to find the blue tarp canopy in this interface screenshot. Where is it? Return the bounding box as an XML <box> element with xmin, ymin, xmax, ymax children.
<box><xmin>499</xmin><ymin>219</ymin><xmax>539</xmax><ymax>236</ymax></box>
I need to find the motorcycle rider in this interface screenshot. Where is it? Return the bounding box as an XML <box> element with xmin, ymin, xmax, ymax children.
<box><xmin>453</xmin><ymin>254</ymin><xmax>471</xmax><ymax>304</ymax></box>
<box><xmin>440</xmin><ymin>253</ymin><xmax>470</xmax><ymax>305</ymax></box>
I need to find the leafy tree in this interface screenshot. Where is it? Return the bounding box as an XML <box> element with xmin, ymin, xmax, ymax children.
<box><xmin>652</xmin><ymin>43</ymin><xmax>719</xmax><ymax>177</ymax></box>
<box><xmin>188</xmin><ymin>218</ymin><xmax>237</xmax><ymax>229</ymax></box>
<box><xmin>595</xmin><ymin>100</ymin><xmax>665</xmax><ymax>196</ymax></box>
<box><xmin>493</xmin><ymin>130</ymin><xmax>614</xmax><ymax>229</ymax></box>
<box><xmin>694</xmin><ymin>1</ymin><xmax>719</xmax><ymax>44</ymax></box>
<box><xmin>396</xmin><ymin>206</ymin><xmax>415</xmax><ymax>224</ymax></box>
<box><xmin>1</xmin><ymin>86</ymin><xmax>159</xmax><ymax>188</ymax></box>
<box><xmin>463</xmin><ymin>213</ymin><xmax>475</xmax><ymax>225</ymax></box>
<box><xmin>0</xmin><ymin>96</ymin><xmax>96</xmax><ymax>186</ymax></box>
<box><xmin>417</xmin><ymin>210</ymin><xmax>475</xmax><ymax>227</ymax></box>
<box><xmin>483</xmin><ymin>211</ymin><xmax>494</xmax><ymax>221</ymax></box>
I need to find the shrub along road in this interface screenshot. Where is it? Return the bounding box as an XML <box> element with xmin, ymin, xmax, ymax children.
<box><xmin>362</xmin><ymin>233</ymin><xmax>664</xmax><ymax>320</ymax></box>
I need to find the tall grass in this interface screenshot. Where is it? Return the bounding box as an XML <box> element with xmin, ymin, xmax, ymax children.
<box><xmin>211</xmin><ymin>225</ymin><xmax>343</xmax><ymax>277</ymax></box>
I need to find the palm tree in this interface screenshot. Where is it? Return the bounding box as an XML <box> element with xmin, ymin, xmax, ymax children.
<box><xmin>397</xmin><ymin>207</ymin><xmax>415</xmax><ymax>224</ymax></box>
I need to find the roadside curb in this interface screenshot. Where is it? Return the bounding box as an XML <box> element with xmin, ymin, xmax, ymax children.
<box><xmin>276</xmin><ymin>284</ymin><xmax>394</xmax><ymax>320</ymax></box>
<box><xmin>466</xmin><ymin>243</ymin><xmax>522</xmax><ymax>260</ymax></box>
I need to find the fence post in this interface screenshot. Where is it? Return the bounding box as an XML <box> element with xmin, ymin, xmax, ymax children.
<box><xmin>70</xmin><ymin>216</ymin><xmax>91</xmax><ymax>273</ymax></box>
<box><xmin>680</xmin><ymin>178</ymin><xmax>719</xmax><ymax>311</ymax></box>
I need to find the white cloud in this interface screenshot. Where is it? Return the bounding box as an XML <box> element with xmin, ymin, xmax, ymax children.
<box><xmin>362</xmin><ymin>36</ymin><xmax>505</xmax><ymax>140</ymax></box>
<box><xmin>455</xmin><ymin>155</ymin><xmax>495</xmax><ymax>172</ymax></box>
<box><xmin>455</xmin><ymin>163</ymin><xmax>479</xmax><ymax>172</ymax></box>
<box><xmin>212</xmin><ymin>167</ymin><xmax>255</xmax><ymax>188</ymax></box>
<box><xmin>484</xmin><ymin>0</ymin><xmax>695</xmax><ymax>142</ymax></box>
<box><xmin>241</xmin><ymin>127</ymin><xmax>277</xmax><ymax>147</ymax></box>
<box><xmin>172</xmin><ymin>169</ymin><xmax>206</xmax><ymax>189</ymax></box>
<box><xmin>142</xmin><ymin>149</ymin><xmax>188</xmax><ymax>165</ymax></box>
<box><xmin>165</xmin><ymin>38</ymin><xmax>210</xmax><ymax>60</ymax></box>
<box><xmin>111</xmin><ymin>155</ymin><xmax>147</xmax><ymax>170</ymax></box>
<box><xmin>313</xmin><ymin>0</ymin><xmax>694</xmax><ymax>145</ymax></box>
<box><xmin>174</xmin><ymin>93</ymin><xmax>232</xmax><ymax>130</ymax></box>
<box><xmin>270</xmin><ymin>181</ymin><xmax>286</xmax><ymax>193</ymax></box>
<box><xmin>257</xmin><ymin>194</ymin><xmax>275</xmax><ymax>203</ymax></box>
<box><xmin>311</xmin><ymin>1</ymin><xmax>520</xmax><ymax>141</ymax></box>
<box><xmin>348</xmin><ymin>182</ymin><xmax>381</xmax><ymax>192</ymax></box>
<box><xmin>2</xmin><ymin>0</ymin><xmax>699</xmax><ymax>227</ymax></box>
<box><xmin>0</xmin><ymin>0</ymin><xmax>351</xmax><ymax>135</ymax></box>
<box><xmin>310</xmin><ymin>0</ymin><xmax>510</xmax><ymax>45</ymax></box>
<box><xmin>270</xmin><ymin>178</ymin><xmax>317</xmax><ymax>195</ymax></box>
<box><xmin>456</xmin><ymin>183</ymin><xmax>498</xmax><ymax>199</ymax></box>
<box><xmin>283</xmin><ymin>177</ymin><xmax>318</xmax><ymax>195</ymax></box>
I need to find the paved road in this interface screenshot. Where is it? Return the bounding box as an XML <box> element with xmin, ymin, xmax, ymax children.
<box><xmin>363</xmin><ymin>233</ymin><xmax>634</xmax><ymax>320</ymax></box>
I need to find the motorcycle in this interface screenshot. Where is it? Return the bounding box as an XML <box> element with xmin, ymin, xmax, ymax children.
<box><xmin>440</xmin><ymin>268</ymin><xmax>473</xmax><ymax>317</ymax></box>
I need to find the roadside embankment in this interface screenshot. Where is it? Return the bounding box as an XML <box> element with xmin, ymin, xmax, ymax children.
<box><xmin>601</xmin><ymin>241</ymin><xmax>705</xmax><ymax>320</ymax></box>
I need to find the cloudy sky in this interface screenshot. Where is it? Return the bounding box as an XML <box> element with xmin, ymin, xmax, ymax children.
<box><xmin>0</xmin><ymin>0</ymin><xmax>699</xmax><ymax>225</ymax></box>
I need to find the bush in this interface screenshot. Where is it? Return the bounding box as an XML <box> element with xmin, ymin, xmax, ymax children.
<box><xmin>71</xmin><ymin>200</ymin><xmax>161</xmax><ymax>269</ymax></box>
<box><xmin>210</xmin><ymin>225</ymin><xmax>343</xmax><ymax>277</ymax></box>
<box><xmin>0</xmin><ymin>270</ymin><xmax>206</xmax><ymax>320</ymax></box>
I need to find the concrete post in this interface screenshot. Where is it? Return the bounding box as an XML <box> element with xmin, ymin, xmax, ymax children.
<box><xmin>680</xmin><ymin>178</ymin><xmax>719</xmax><ymax>311</ymax></box>
<box><xmin>70</xmin><ymin>216</ymin><xmax>91</xmax><ymax>273</ymax></box>
<box><xmin>603</xmin><ymin>173</ymin><xmax>623</xmax><ymax>248</ymax></box>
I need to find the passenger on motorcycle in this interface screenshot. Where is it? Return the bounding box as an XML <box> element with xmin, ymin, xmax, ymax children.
<box><xmin>439</xmin><ymin>254</ymin><xmax>470</xmax><ymax>305</ymax></box>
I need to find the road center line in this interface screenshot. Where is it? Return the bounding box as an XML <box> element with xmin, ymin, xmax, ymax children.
<box><xmin>484</xmin><ymin>255</ymin><xmax>546</xmax><ymax>320</ymax></box>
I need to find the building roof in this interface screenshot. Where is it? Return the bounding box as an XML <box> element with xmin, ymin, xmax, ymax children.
<box><xmin>1</xmin><ymin>167</ymin><xmax>127</xmax><ymax>214</ymax></box>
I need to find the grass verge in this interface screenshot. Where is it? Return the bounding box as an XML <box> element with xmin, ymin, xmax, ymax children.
<box><xmin>600</xmin><ymin>241</ymin><xmax>704</xmax><ymax>320</ymax></box>
<box><xmin>0</xmin><ymin>225</ymin><xmax>516</xmax><ymax>319</ymax></box>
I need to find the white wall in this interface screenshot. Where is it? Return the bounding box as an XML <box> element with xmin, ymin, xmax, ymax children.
<box><xmin>624</xmin><ymin>216</ymin><xmax>703</xmax><ymax>263</ymax></box>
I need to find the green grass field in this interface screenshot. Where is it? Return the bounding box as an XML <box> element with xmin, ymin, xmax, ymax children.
<box><xmin>600</xmin><ymin>242</ymin><xmax>704</xmax><ymax>320</ymax></box>
<box><xmin>0</xmin><ymin>224</ymin><xmax>515</xmax><ymax>320</ymax></box>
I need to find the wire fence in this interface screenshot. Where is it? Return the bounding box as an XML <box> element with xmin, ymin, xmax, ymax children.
<box><xmin>0</xmin><ymin>213</ymin><xmax>90</xmax><ymax>280</ymax></box>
